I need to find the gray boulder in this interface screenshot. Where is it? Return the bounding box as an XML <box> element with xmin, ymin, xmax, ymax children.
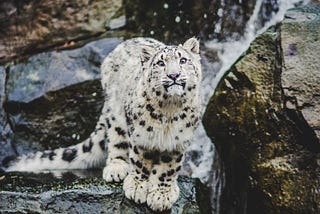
<box><xmin>2</xmin><ymin>38</ymin><xmax>121</xmax><ymax>157</ymax></box>
<box><xmin>281</xmin><ymin>5</ymin><xmax>320</xmax><ymax>142</ymax></box>
<box><xmin>6</xmin><ymin>38</ymin><xmax>122</xmax><ymax>103</ymax></box>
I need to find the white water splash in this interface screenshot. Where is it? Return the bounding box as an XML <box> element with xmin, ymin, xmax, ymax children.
<box><xmin>205</xmin><ymin>0</ymin><xmax>310</xmax><ymax>96</ymax></box>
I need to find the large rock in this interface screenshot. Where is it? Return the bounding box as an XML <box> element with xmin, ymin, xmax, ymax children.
<box><xmin>6</xmin><ymin>38</ymin><xmax>122</xmax><ymax>103</ymax></box>
<box><xmin>0</xmin><ymin>172</ymin><xmax>210</xmax><ymax>213</ymax></box>
<box><xmin>203</xmin><ymin>4</ymin><xmax>320</xmax><ymax>214</ymax></box>
<box><xmin>5</xmin><ymin>80</ymin><xmax>104</xmax><ymax>154</ymax></box>
<box><xmin>0</xmin><ymin>38</ymin><xmax>121</xmax><ymax>157</ymax></box>
<box><xmin>1</xmin><ymin>37</ymin><xmax>121</xmax><ymax>162</ymax></box>
<box><xmin>281</xmin><ymin>5</ymin><xmax>320</xmax><ymax>142</ymax></box>
<box><xmin>0</xmin><ymin>0</ymin><xmax>123</xmax><ymax>63</ymax></box>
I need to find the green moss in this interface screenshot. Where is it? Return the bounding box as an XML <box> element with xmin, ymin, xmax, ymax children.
<box><xmin>252</xmin><ymin>159</ymin><xmax>319</xmax><ymax>213</ymax></box>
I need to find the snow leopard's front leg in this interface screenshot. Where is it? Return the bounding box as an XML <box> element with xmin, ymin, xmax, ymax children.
<box><xmin>123</xmin><ymin>145</ymin><xmax>152</xmax><ymax>204</ymax></box>
<box><xmin>146</xmin><ymin>150</ymin><xmax>184</xmax><ymax>212</ymax></box>
<box><xmin>102</xmin><ymin>111</ymin><xmax>130</xmax><ymax>182</ymax></box>
<box><xmin>125</xmin><ymin>148</ymin><xmax>182</xmax><ymax>212</ymax></box>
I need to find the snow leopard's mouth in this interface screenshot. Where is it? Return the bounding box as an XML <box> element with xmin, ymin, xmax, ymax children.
<box><xmin>163</xmin><ymin>82</ymin><xmax>186</xmax><ymax>96</ymax></box>
<box><xmin>163</xmin><ymin>82</ymin><xmax>186</xmax><ymax>91</ymax></box>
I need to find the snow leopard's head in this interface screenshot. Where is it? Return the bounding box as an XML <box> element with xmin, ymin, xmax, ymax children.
<box><xmin>141</xmin><ymin>38</ymin><xmax>201</xmax><ymax>104</ymax></box>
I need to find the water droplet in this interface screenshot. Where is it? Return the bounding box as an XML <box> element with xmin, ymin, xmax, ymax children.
<box><xmin>163</xmin><ymin>3</ymin><xmax>169</xmax><ymax>9</ymax></box>
<box><xmin>203</xmin><ymin>13</ymin><xmax>207</xmax><ymax>19</ymax></box>
<box><xmin>150</xmin><ymin>30</ymin><xmax>154</xmax><ymax>35</ymax></box>
<box><xmin>175</xmin><ymin>16</ymin><xmax>181</xmax><ymax>23</ymax></box>
<box><xmin>186</xmin><ymin>20</ymin><xmax>190</xmax><ymax>24</ymax></box>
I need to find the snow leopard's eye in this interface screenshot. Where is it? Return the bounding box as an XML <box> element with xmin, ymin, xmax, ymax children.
<box><xmin>179</xmin><ymin>57</ymin><xmax>187</xmax><ymax>64</ymax></box>
<box><xmin>157</xmin><ymin>60</ymin><xmax>165</xmax><ymax>67</ymax></box>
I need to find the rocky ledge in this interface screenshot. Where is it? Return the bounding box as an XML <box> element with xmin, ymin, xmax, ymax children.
<box><xmin>0</xmin><ymin>172</ymin><xmax>210</xmax><ymax>214</ymax></box>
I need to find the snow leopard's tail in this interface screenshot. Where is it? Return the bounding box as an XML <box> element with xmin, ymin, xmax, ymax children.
<box><xmin>4</xmin><ymin>103</ymin><xmax>109</xmax><ymax>172</ymax></box>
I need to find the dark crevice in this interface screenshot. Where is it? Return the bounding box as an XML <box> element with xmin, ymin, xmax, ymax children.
<box><xmin>1</xmin><ymin>65</ymin><xmax>18</xmax><ymax>166</ymax></box>
<box><xmin>285</xmin><ymin>108</ymin><xmax>320</xmax><ymax>153</ymax></box>
<box><xmin>3</xmin><ymin>66</ymin><xmax>16</xmax><ymax>151</ymax></box>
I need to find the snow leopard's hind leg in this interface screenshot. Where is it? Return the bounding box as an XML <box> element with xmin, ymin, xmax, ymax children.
<box><xmin>4</xmin><ymin>102</ymin><xmax>111</xmax><ymax>172</ymax></box>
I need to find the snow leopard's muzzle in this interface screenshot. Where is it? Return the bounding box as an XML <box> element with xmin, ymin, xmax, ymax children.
<box><xmin>162</xmin><ymin>73</ymin><xmax>187</xmax><ymax>96</ymax></box>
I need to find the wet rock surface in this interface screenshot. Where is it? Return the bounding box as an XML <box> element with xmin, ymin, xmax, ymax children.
<box><xmin>1</xmin><ymin>38</ymin><xmax>121</xmax><ymax>159</ymax></box>
<box><xmin>203</xmin><ymin>4</ymin><xmax>320</xmax><ymax>214</ymax></box>
<box><xmin>5</xmin><ymin>80</ymin><xmax>104</xmax><ymax>154</ymax></box>
<box><xmin>0</xmin><ymin>172</ymin><xmax>210</xmax><ymax>214</ymax></box>
<box><xmin>6</xmin><ymin>38</ymin><xmax>122</xmax><ymax>103</ymax></box>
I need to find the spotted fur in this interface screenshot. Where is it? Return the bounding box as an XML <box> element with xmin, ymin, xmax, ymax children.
<box><xmin>6</xmin><ymin>37</ymin><xmax>202</xmax><ymax>211</ymax></box>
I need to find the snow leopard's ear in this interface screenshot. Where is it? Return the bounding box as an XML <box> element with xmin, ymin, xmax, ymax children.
<box><xmin>140</xmin><ymin>45</ymin><xmax>157</xmax><ymax>64</ymax></box>
<box><xmin>182</xmin><ymin>37</ymin><xmax>200</xmax><ymax>54</ymax></box>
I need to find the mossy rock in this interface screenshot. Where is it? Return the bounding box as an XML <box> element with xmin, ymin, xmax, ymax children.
<box><xmin>203</xmin><ymin>6</ymin><xmax>320</xmax><ymax>213</ymax></box>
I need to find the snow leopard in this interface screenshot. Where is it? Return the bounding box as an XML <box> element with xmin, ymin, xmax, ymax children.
<box><xmin>6</xmin><ymin>37</ymin><xmax>202</xmax><ymax>211</ymax></box>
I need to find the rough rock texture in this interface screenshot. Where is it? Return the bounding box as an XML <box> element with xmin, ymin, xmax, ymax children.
<box><xmin>0</xmin><ymin>38</ymin><xmax>121</xmax><ymax>164</ymax></box>
<box><xmin>281</xmin><ymin>5</ymin><xmax>320</xmax><ymax>142</ymax></box>
<box><xmin>0</xmin><ymin>0</ymin><xmax>123</xmax><ymax>63</ymax></box>
<box><xmin>6</xmin><ymin>38</ymin><xmax>122</xmax><ymax>103</ymax></box>
<box><xmin>0</xmin><ymin>172</ymin><xmax>210</xmax><ymax>213</ymax></box>
<box><xmin>5</xmin><ymin>80</ymin><xmax>104</xmax><ymax>155</ymax></box>
<box><xmin>203</xmin><ymin>4</ymin><xmax>320</xmax><ymax>214</ymax></box>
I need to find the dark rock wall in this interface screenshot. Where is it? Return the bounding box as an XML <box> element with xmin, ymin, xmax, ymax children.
<box><xmin>203</xmin><ymin>4</ymin><xmax>320</xmax><ymax>214</ymax></box>
<box><xmin>124</xmin><ymin>0</ymin><xmax>258</xmax><ymax>42</ymax></box>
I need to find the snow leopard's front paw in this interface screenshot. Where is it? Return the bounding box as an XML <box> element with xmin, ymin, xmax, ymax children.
<box><xmin>147</xmin><ymin>181</ymin><xmax>179</xmax><ymax>212</ymax></box>
<box><xmin>123</xmin><ymin>173</ymin><xmax>149</xmax><ymax>204</ymax></box>
<box><xmin>103</xmin><ymin>159</ymin><xmax>129</xmax><ymax>182</ymax></box>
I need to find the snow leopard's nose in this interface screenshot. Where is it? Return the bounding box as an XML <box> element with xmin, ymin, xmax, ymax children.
<box><xmin>167</xmin><ymin>73</ymin><xmax>180</xmax><ymax>81</ymax></box>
